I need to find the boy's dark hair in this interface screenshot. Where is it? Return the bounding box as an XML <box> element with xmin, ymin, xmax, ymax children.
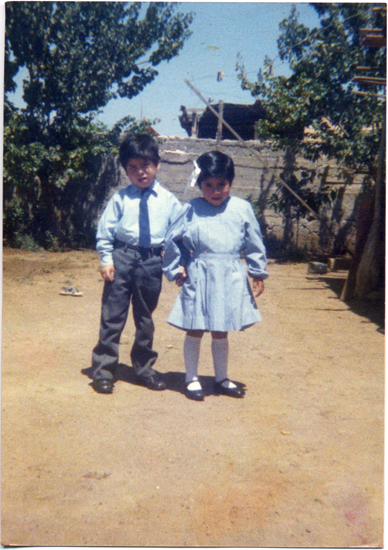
<box><xmin>196</xmin><ymin>150</ymin><xmax>235</xmax><ymax>187</ymax></box>
<box><xmin>119</xmin><ymin>133</ymin><xmax>160</xmax><ymax>169</ymax></box>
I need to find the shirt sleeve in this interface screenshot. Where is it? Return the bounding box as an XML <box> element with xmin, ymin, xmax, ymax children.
<box><xmin>242</xmin><ymin>203</ymin><xmax>269</xmax><ymax>279</ymax></box>
<box><xmin>168</xmin><ymin>195</ymin><xmax>183</xmax><ymax>227</ymax></box>
<box><xmin>162</xmin><ymin>203</ymin><xmax>191</xmax><ymax>281</ymax></box>
<box><xmin>96</xmin><ymin>193</ymin><xmax>123</xmax><ymax>266</ymax></box>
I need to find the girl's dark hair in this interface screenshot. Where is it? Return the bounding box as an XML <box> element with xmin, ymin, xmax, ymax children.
<box><xmin>196</xmin><ymin>150</ymin><xmax>235</xmax><ymax>187</ymax></box>
<box><xmin>119</xmin><ymin>133</ymin><xmax>160</xmax><ymax>169</ymax></box>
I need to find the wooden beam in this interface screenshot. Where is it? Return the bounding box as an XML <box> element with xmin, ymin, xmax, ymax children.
<box><xmin>360</xmin><ymin>28</ymin><xmax>385</xmax><ymax>33</ymax></box>
<box><xmin>355</xmin><ymin>66</ymin><xmax>375</xmax><ymax>72</ymax></box>
<box><xmin>216</xmin><ymin>100</ymin><xmax>224</xmax><ymax>149</ymax></box>
<box><xmin>353</xmin><ymin>76</ymin><xmax>387</xmax><ymax>86</ymax></box>
<box><xmin>352</xmin><ymin>90</ymin><xmax>386</xmax><ymax>99</ymax></box>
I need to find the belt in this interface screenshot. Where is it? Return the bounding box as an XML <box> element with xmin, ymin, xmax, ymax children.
<box><xmin>192</xmin><ymin>252</ymin><xmax>240</xmax><ymax>261</ymax></box>
<box><xmin>115</xmin><ymin>241</ymin><xmax>163</xmax><ymax>257</ymax></box>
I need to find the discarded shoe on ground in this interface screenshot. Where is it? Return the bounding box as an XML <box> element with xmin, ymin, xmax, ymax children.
<box><xmin>60</xmin><ymin>286</ymin><xmax>83</xmax><ymax>297</ymax></box>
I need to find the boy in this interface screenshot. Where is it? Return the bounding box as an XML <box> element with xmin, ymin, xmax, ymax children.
<box><xmin>91</xmin><ymin>133</ymin><xmax>181</xmax><ymax>394</ymax></box>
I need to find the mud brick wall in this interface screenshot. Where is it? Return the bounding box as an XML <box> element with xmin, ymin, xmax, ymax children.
<box><xmin>98</xmin><ymin>137</ymin><xmax>368</xmax><ymax>256</ymax></box>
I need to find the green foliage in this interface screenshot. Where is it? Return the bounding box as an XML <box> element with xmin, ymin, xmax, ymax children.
<box><xmin>267</xmin><ymin>171</ymin><xmax>336</xmax><ymax>221</ymax></box>
<box><xmin>239</xmin><ymin>4</ymin><xmax>385</xmax><ymax>260</ymax></box>
<box><xmin>247</xmin><ymin>170</ymin><xmax>336</xmax><ymax>256</ymax></box>
<box><xmin>14</xmin><ymin>234</ymin><xmax>42</xmax><ymax>252</ymax></box>
<box><xmin>4</xmin><ymin>2</ymin><xmax>193</xmax><ymax>250</ymax></box>
<box><xmin>3</xmin><ymin>112</ymin><xmax>155</xmax><ymax>249</ymax></box>
<box><xmin>237</xmin><ymin>3</ymin><xmax>386</xmax><ymax>171</ymax></box>
<box><xmin>5</xmin><ymin>2</ymin><xmax>193</xmax><ymax>123</ymax></box>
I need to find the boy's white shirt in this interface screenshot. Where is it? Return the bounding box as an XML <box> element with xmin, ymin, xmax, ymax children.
<box><xmin>96</xmin><ymin>180</ymin><xmax>181</xmax><ymax>266</ymax></box>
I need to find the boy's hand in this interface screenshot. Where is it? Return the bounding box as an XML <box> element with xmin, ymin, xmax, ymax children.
<box><xmin>252</xmin><ymin>277</ymin><xmax>264</xmax><ymax>298</ymax></box>
<box><xmin>175</xmin><ymin>266</ymin><xmax>187</xmax><ymax>287</ymax></box>
<box><xmin>101</xmin><ymin>264</ymin><xmax>115</xmax><ymax>282</ymax></box>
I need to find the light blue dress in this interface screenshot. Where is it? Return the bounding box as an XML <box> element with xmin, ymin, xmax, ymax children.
<box><xmin>162</xmin><ymin>196</ymin><xmax>268</xmax><ymax>332</ymax></box>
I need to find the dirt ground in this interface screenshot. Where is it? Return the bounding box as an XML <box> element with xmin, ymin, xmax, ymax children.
<box><xmin>1</xmin><ymin>247</ymin><xmax>384</xmax><ymax>547</ymax></box>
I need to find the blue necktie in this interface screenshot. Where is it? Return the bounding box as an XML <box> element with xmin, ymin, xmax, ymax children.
<box><xmin>139</xmin><ymin>188</ymin><xmax>151</xmax><ymax>247</ymax></box>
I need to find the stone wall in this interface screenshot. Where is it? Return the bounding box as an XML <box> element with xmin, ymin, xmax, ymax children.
<box><xmin>99</xmin><ymin>136</ymin><xmax>370</xmax><ymax>257</ymax></box>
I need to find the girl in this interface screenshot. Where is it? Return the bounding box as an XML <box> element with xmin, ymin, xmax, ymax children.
<box><xmin>162</xmin><ymin>151</ymin><xmax>268</xmax><ymax>401</ymax></box>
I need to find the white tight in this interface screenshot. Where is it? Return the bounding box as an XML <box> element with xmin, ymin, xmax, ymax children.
<box><xmin>183</xmin><ymin>333</ymin><xmax>236</xmax><ymax>390</ymax></box>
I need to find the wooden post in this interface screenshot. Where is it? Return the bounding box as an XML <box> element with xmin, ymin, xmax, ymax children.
<box><xmin>192</xmin><ymin>111</ymin><xmax>198</xmax><ymax>138</ymax></box>
<box><xmin>216</xmin><ymin>100</ymin><xmax>223</xmax><ymax>149</ymax></box>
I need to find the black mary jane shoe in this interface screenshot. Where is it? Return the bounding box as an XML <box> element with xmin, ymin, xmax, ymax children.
<box><xmin>92</xmin><ymin>379</ymin><xmax>114</xmax><ymax>394</ymax></box>
<box><xmin>185</xmin><ymin>382</ymin><xmax>205</xmax><ymax>401</ymax></box>
<box><xmin>214</xmin><ymin>378</ymin><xmax>244</xmax><ymax>398</ymax></box>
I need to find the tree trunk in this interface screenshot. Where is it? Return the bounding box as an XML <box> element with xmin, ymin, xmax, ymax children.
<box><xmin>341</xmin><ymin>119</ymin><xmax>385</xmax><ymax>301</ymax></box>
<box><xmin>340</xmin><ymin>193</ymin><xmax>374</xmax><ymax>302</ymax></box>
<box><xmin>38</xmin><ymin>173</ymin><xmax>63</xmax><ymax>244</ymax></box>
<box><xmin>354</xmin><ymin>119</ymin><xmax>385</xmax><ymax>298</ymax></box>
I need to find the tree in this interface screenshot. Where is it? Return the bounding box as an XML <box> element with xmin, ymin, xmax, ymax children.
<box><xmin>237</xmin><ymin>3</ymin><xmax>385</xmax><ymax>299</ymax></box>
<box><xmin>4</xmin><ymin>2</ymin><xmax>193</xmax><ymax>249</ymax></box>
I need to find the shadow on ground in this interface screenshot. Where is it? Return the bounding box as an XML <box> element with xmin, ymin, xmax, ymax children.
<box><xmin>307</xmin><ymin>275</ymin><xmax>385</xmax><ymax>332</ymax></box>
<box><xmin>81</xmin><ymin>365</ymin><xmax>246</xmax><ymax>397</ymax></box>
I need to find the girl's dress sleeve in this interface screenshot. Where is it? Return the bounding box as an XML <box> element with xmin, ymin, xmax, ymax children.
<box><xmin>243</xmin><ymin>202</ymin><xmax>269</xmax><ymax>279</ymax></box>
<box><xmin>162</xmin><ymin>203</ymin><xmax>191</xmax><ymax>282</ymax></box>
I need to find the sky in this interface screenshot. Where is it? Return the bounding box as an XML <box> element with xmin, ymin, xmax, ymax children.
<box><xmin>6</xmin><ymin>2</ymin><xmax>321</xmax><ymax>137</ymax></box>
<box><xmin>95</xmin><ymin>2</ymin><xmax>321</xmax><ymax>136</ymax></box>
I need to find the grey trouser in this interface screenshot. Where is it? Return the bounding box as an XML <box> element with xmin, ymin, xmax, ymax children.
<box><xmin>92</xmin><ymin>244</ymin><xmax>163</xmax><ymax>381</ymax></box>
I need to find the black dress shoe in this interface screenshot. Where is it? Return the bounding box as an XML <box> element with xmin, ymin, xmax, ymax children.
<box><xmin>185</xmin><ymin>382</ymin><xmax>204</xmax><ymax>401</ymax></box>
<box><xmin>92</xmin><ymin>379</ymin><xmax>114</xmax><ymax>394</ymax></box>
<box><xmin>137</xmin><ymin>373</ymin><xmax>166</xmax><ymax>391</ymax></box>
<box><xmin>214</xmin><ymin>379</ymin><xmax>244</xmax><ymax>398</ymax></box>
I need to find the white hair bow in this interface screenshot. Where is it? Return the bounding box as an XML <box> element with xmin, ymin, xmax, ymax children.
<box><xmin>185</xmin><ymin>160</ymin><xmax>201</xmax><ymax>194</ymax></box>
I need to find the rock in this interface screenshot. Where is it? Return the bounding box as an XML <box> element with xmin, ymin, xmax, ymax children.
<box><xmin>307</xmin><ymin>262</ymin><xmax>328</xmax><ymax>274</ymax></box>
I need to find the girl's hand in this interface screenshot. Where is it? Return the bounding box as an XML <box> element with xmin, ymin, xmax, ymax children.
<box><xmin>252</xmin><ymin>278</ymin><xmax>264</xmax><ymax>297</ymax></box>
<box><xmin>101</xmin><ymin>264</ymin><xmax>115</xmax><ymax>282</ymax></box>
<box><xmin>175</xmin><ymin>266</ymin><xmax>187</xmax><ymax>287</ymax></box>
